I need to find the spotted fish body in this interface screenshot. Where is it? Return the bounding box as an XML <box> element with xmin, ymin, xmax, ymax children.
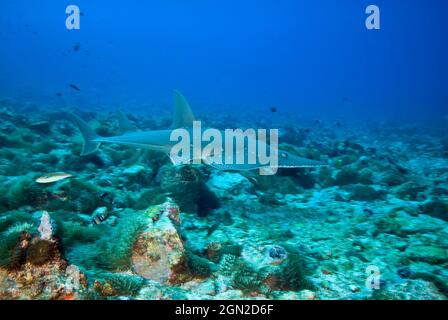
<box><xmin>67</xmin><ymin>91</ymin><xmax>325</xmax><ymax>173</ymax></box>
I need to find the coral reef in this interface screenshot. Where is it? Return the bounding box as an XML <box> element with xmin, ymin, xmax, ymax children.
<box><xmin>0</xmin><ymin>211</ymin><xmax>87</xmax><ymax>299</ymax></box>
<box><xmin>0</xmin><ymin>103</ymin><xmax>447</xmax><ymax>300</ymax></box>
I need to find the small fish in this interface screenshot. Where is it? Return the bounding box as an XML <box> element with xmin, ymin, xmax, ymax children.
<box><xmin>336</xmin><ymin>121</ymin><xmax>342</xmax><ymax>127</ymax></box>
<box><xmin>73</xmin><ymin>42</ymin><xmax>80</xmax><ymax>51</ymax></box>
<box><xmin>91</xmin><ymin>207</ymin><xmax>108</xmax><ymax>225</ymax></box>
<box><xmin>56</xmin><ymin>92</ymin><xmax>63</xmax><ymax>97</ymax></box>
<box><xmin>315</xmin><ymin>119</ymin><xmax>321</xmax><ymax>125</ymax></box>
<box><xmin>69</xmin><ymin>84</ymin><xmax>81</xmax><ymax>91</ymax></box>
<box><xmin>269</xmin><ymin>107</ymin><xmax>277</xmax><ymax>113</ymax></box>
<box><xmin>36</xmin><ymin>172</ymin><xmax>72</xmax><ymax>184</ymax></box>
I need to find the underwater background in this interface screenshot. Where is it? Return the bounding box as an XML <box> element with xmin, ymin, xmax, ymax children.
<box><xmin>0</xmin><ymin>0</ymin><xmax>447</xmax><ymax>300</ymax></box>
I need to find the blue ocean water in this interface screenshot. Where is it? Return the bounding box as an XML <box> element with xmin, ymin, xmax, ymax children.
<box><xmin>0</xmin><ymin>0</ymin><xmax>446</xmax><ymax>122</ymax></box>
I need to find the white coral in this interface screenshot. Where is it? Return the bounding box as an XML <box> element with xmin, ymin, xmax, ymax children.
<box><xmin>38</xmin><ymin>211</ymin><xmax>54</xmax><ymax>240</ymax></box>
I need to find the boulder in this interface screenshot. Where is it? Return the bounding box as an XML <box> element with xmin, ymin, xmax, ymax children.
<box><xmin>405</xmin><ymin>245</ymin><xmax>448</xmax><ymax>264</ymax></box>
<box><xmin>207</xmin><ymin>172</ymin><xmax>253</xmax><ymax>200</ymax></box>
<box><xmin>131</xmin><ymin>199</ymin><xmax>191</xmax><ymax>284</ymax></box>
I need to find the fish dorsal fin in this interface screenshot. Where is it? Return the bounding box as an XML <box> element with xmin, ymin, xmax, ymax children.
<box><xmin>117</xmin><ymin>110</ymin><xmax>137</xmax><ymax>133</ymax></box>
<box><xmin>172</xmin><ymin>90</ymin><xmax>195</xmax><ymax>128</ymax></box>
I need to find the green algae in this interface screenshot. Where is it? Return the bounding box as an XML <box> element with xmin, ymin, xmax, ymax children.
<box><xmin>0</xmin><ymin>230</ymin><xmax>27</xmax><ymax>269</ymax></box>
<box><xmin>0</xmin><ymin>176</ymin><xmax>45</xmax><ymax>210</ymax></box>
<box><xmin>275</xmin><ymin>248</ymin><xmax>313</xmax><ymax>291</ymax></box>
<box><xmin>67</xmin><ymin>210</ymin><xmax>147</xmax><ymax>271</ymax></box>
<box><xmin>0</xmin><ymin>211</ymin><xmax>34</xmax><ymax>234</ymax></box>
<box><xmin>334</xmin><ymin>167</ymin><xmax>361</xmax><ymax>186</ymax></box>
<box><xmin>54</xmin><ymin>218</ymin><xmax>106</xmax><ymax>248</ymax></box>
<box><xmin>99</xmin><ymin>273</ymin><xmax>146</xmax><ymax>297</ymax></box>
<box><xmin>230</xmin><ymin>260</ymin><xmax>263</xmax><ymax>293</ymax></box>
<box><xmin>186</xmin><ymin>250</ymin><xmax>216</xmax><ymax>277</ymax></box>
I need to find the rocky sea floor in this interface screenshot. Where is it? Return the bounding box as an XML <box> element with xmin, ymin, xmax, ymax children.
<box><xmin>0</xmin><ymin>101</ymin><xmax>447</xmax><ymax>300</ymax></box>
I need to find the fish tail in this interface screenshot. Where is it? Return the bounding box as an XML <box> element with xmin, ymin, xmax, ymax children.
<box><xmin>66</xmin><ymin>113</ymin><xmax>101</xmax><ymax>156</ymax></box>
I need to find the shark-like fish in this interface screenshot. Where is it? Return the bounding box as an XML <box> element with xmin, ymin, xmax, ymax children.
<box><xmin>68</xmin><ymin>91</ymin><xmax>325</xmax><ymax>172</ymax></box>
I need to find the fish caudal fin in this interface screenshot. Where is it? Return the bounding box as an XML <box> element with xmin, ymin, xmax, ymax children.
<box><xmin>66</xmin><ymin>113</ymin><xmax>100</xmax><ymax>156</ymax></box>
<box><xmin>172</xmin><ymin>90</ymin><xmax>195</xmax><ymax>128</ymax></box>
